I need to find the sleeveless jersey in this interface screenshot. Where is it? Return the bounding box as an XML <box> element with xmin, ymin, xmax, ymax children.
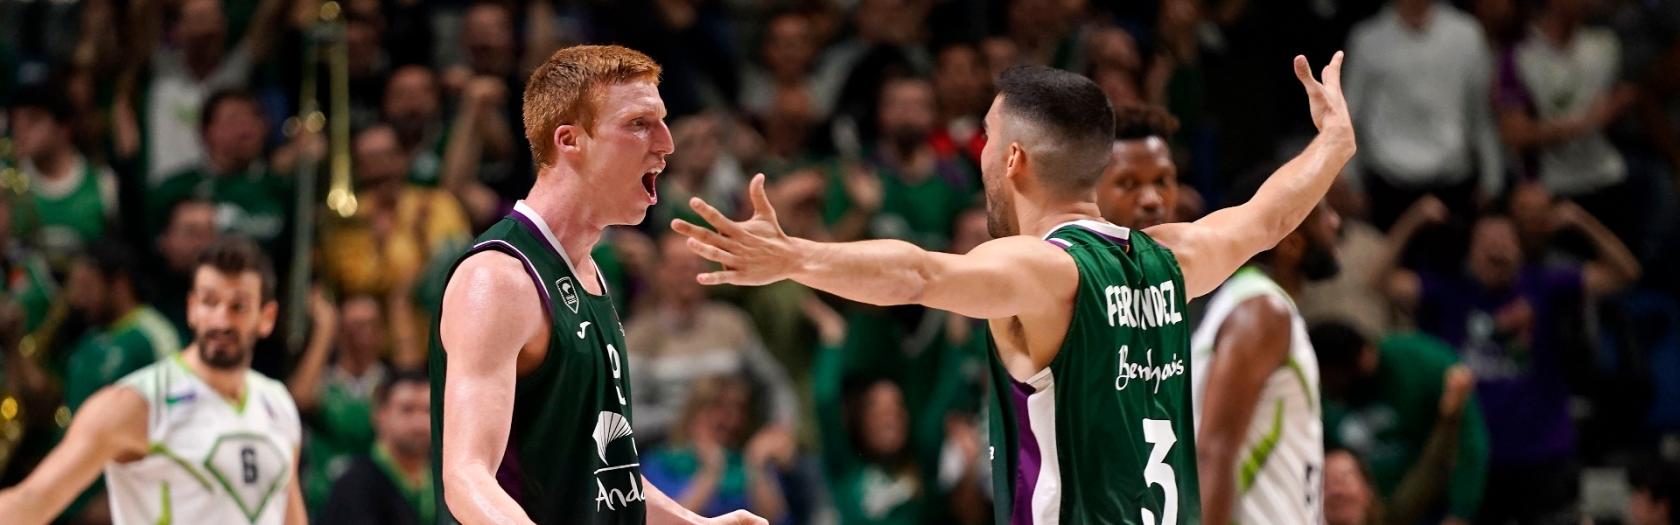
<box><xmin>1189</xmin><ymin>267</ymin><xmax>1324</xmax><ymax>525</ymax></box>
<box><xmin>987</xmin><ymin>219</ymin><xmax>1200</xmax><ymax>525</ymax></box>
<box><xmin>104</xmin><ymin>356</ymin><xmax>302</xmax><ymax>525</ymax></box>
<box><xmin>430</xmin><ymin>201</ymin><xmax>645</xmax><ymax>524</ymax></box>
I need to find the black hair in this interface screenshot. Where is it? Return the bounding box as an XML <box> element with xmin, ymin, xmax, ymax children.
<box><xmin>8</xmin><ymin>82</ymin><xmax>74</xmax><ymax>122</ymax></box>
<box><xmin>994</xmin><ymin>65</ymin><xmax>1115</xmax><ymax>195</ymax></box>
<box><xmin>375</xmin><ymin>367</ymin><xmax>430</xmax><ymax>405</ymax></box>
<box><xmin>199</xmin><ymin>88</ymin><xmax>264</xmax><ymax>133</ymax></box>
<box><xmin>195</xmin><ymin>237</ymin><xmax>277</xmax><ymax>302</ymax></box>
<box><xmin>1113</xmin><ymin>104</ymin><xmax>1180</xmax><ymax>141</ymax></box>
<box><xmin>1309</xmin><ymin>320</ymin><xmax>1369</xmax><ymax>372</ymax></box>
<box><xmin>79</xmin><ymin>241</ymin><xmax>140</xmax><ymax>288</ymax></box>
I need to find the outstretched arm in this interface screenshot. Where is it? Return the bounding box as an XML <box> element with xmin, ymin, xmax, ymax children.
<box><xmin>0</xmin><ymin>386</ymin><xmax>150</xmax><ymax>525</ymax></box>
<box><xmin>1146</xmin><ymin>53</ymin><xmax>1356</xmax><ymax>298</ymax></box>
<box><xmin>437</xmin><ymin>252</ymin><xmax>544</xmax><ymax>525</ymax></box>
<box><xmin>672</xmin><ymin>175</ymin><xmax>1077</xmax><ymax>321</ymax></box>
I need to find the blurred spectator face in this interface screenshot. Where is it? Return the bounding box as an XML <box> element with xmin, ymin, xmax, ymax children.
<box><xmin>670</xmin><ymin>115</ymin><xmax>722</xmax><ymax>178</ymax></box>
<box><xmin>681</xmin><ymin>376</ymin><xmax>753</xmax><ymax>447</ymax></box>
<box><xmin>65</xmin><ymin>259</ymin><xmax>114</xmax><ymax>324</ymax></box>
<box><xmin>764</xmin><ymin>85</ymin><xmax>814</xmax><ymax>154</ymax></box>
<box><xmin>376</xmin><ymin>381</ymin><xmax>432</xmax><ymax>459</ymax></box>
<box><xmin>1323</xmin><ymin>450</ymin><xmax>1375</xmax><ymax>525</ymax></box>
<box><xmin>856</xmin><ymin>0</ymin><xmax>923</xmax><ymax>45</ymax></box>
<box><xmin>1095</xmin><ymin>67</ymin><xmax>1143</xmax><ymax>107</ymax></box>
<box><xmin>1099</xmin><ymin>137</ymin><xmax>1177</xmax><ymax>229</ymax></box>
<box><xmin>1629</xmin><ymin>488</ymin><xmax>1672</xmax><ymax>525</ymax></box>
<box><xmin>981</xmin><ymin>37</ymin><xmax>1020</xmax><ymax>82</ymax></box>
<box><xmin>1508</xmin><ymin>181</ymin><xmax>1552</xmax><ymax>255</ymax></box>
<box><xmin>462</xmin><ymin>3</ymin><xmax>515</xmax><ymax>77</ymax></box>
<box><xmin>346</xmin><ymin>19</ymin><xmax>381</xmax><ymax>77</ymax></box>
<box><xmin>935</xmin><ymin>44</ymin><xmax>991</xmax><ymax>120</ymax></box>
<box><xmin>878</xmin><ymin>78</ymin><xmax>937</xmax><ymax>153</ymax></box>
<box><xmin>203</xmin><ymin>97</ymin><xmax>267</xmax><ymax>170</ymax></box>
<box><xmin>860</xmin><ymin>380</ymin><xmax>909</xmax><ymax>457</ymax></box>
<box><xmin>174</xmin><ymin>0</ymin><xmax>229</xmax><ymax>65</ymax></box>
<box><xmin>1086</xmin><ymin>27</ymin><xmax>1142</xmax><ymax>75</ymax></box>
<box><xmin>159</xmin><ymin>201</ymin><xmax>219</xmax><ymax>274</ymax></box>
<box><xmin>354</xmin><ymin>125</ymin><xmax>410</xmax><ymax>190</ymax></box>
<box><xmin>1469</xmin><ymin>216</ymin><xmax>1523</xmax><ymax>290</ymax></box>
<box><xmin>763</xmin><ymin>13</ymin><xmax>816</xmax><ymax>80</ymax></box>
<box><xmin>656</xmin><ymin>233</ymin><xmax>708</xmax><ymax>307</ymax></box>
<box><xmin>384</xmin><ymin>66</ymin><xmax>441</xmax><ymax>147</ymax></box>
<box><xmin>951</xmin><ymin>209</ymin><xmax>991</xmax><ymax>254</ymax></box>
<box><xmin>7</xmin><ymin>106</ymin><xmax>67</xmax><ymax>159</ymax></box>
<box><xmin>340</xmin><ymin>295</ymin><xmax>387</xmax><ymax>362</ymax></box>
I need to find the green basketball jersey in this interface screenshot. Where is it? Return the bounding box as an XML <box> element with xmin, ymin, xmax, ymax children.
<box><xmin>430</xmin><ymin>201</ymin><xmax>644</xmax><ymax>524</ymax></box>
<box><xmin>987</xmin><ymin>220</ymin><xmax>1200</xmax><ymax>525</ymax></box>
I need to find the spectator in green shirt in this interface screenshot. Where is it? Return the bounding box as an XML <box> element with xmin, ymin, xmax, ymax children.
<box><xmin>289</xmin><ymin>293</ymin><xmax>389</xmax><ymax>512</ymax></box>
<box><xmin>147</xmin><ymin>89</ymin><xmax>293</xmax><ymax>268</ymax></box>
<box><xmin>1312</xmin><ymin>322</ymin><xmax>1489</xmax><ymax>525</ymax></box>
<box><xmin>7</xmin><ymin>84</ymin><xmax>118</xmax><ymax>270</ymax></box>
<box><xmin>61</xmin><ymin>242</ymin><xmax>180</xmax><ymax>411</ymax></box>
<box><xmin>319</xmin><ymin>368</ymin><xmax>435</xmax><ymax>525</ymax></box>
<box><xmin>807</xmin><ymin>298</ymin><xmax>932</xmax><ymax>525</ymax></box>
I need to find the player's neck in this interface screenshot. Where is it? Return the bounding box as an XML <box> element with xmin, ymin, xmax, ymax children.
<box><xmin>522</xmin><ymin>176</ymin><xmax>606</xmax><ymax>270</ymax></box>
<box><xmin>181</xmin><ymin>347</ymin><xmax>247</xmax><ymax>403</ymax></box>
<box><xmin>1020</xmin><ymin>199</ymin><xmax>1104</xmax><ymax>238</ymax></box>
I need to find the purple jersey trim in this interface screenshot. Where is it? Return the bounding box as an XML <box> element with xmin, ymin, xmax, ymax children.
<box><xmin>469</xmin><ymin>239</ymin><xmax>554</xmax><ymax>319</ymax></box>
<box><xmin>1046</xmin><ymin>238</ymin><xmax>1073</xmax><ymax>250</ymax></box>
<box><xmin>497</xmin><ymin>436</ymin><xmax>527</xmax><ymax>505</ymax></box>
<box><xmin>1010</xmin><ymin>378</ymin><xmax>1042</xmax><ymax>525</ymax></box>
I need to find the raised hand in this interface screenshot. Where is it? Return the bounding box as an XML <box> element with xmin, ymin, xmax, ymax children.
<box><xmin>671</xmin><ymin>174</ymin><xmax>802</xmax><ymax>286</ymax></box>
<box><xmin>1294</xmin><ymin>51</ymin><xmax>1351</xmax><ymax>136</ymax></box>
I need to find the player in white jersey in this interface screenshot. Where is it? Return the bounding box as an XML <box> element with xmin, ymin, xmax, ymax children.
<box><xmin>0</xmin><ymin>239</ymin><xmax>305</xmax><ymax>525</ymax></box>
<box><xmin>1189</xmin><ymin>178</ymin><xmax>1342</xmax><ymax>525</ymax></box>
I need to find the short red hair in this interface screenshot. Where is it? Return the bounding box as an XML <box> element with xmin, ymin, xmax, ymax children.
<box><xmin>522</xmin><ymin>45</ymin><xmax>662</xmax><ymax>168</ymax></box>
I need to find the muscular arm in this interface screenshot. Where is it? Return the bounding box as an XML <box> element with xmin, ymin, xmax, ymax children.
<box><xmin>1195</xmin><ymin>296</ymin><xmax>1293</xmax><ymax>525</ymax></box>
<box><xmin>672</xmin><ymin>175</ymin><xmax>1077</xmax><ymax>322</ymax></box>
<box><xmin>437</xmin><ymin>252</ymin><xmax>544</xmax><ymax>525</ymax></box>
<box><xmin>1147</xmin><ymin>54</ymin><xmax>1355</xmax><ymax>298</ymax></box>
<box><xmin>0</xmin><ymin>386</ymin><xmax>150</xmax><ymax>525</ymax></box>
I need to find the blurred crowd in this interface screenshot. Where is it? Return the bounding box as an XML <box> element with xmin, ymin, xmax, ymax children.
<box><xmin>0</xmin><ymin>0</ymin><xmax>1678</xmax><ymax>523</ymax></box>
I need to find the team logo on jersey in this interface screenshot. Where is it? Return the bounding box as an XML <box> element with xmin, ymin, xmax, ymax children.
<box><xmin>591</xmin><ymin>411</ymin><xmax>643</xmax><ymax>511</ymax></box>
<box><xmin>558</xmin><ymin>277</ymin><xmax>581</xmax><ymax>314</ymax></box>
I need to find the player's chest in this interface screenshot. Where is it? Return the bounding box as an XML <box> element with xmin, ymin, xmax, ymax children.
<box><xmin>127</xmin><ymin>403</ymin><xmax>295</xmax><ymax>519</ymax></box>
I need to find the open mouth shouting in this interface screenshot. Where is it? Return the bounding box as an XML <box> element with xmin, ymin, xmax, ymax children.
<box><xmin>641</xmin><ymin>165</ymin><xmax>663</xmax><ymax>204</ymax></box>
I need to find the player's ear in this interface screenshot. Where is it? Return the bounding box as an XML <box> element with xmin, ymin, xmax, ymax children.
<box><xmin>257</xmin><ymin>299</ymin><xmax>279</xmax><ymax>338</ymax></box>
<box><xmin>1005</xmin><ymin>143</ymin><xmax>1027</xmax><ymax>180</ymax></box>
<box><xmin>554</xmin><ymin>123</ymin><xmax>584</xmax><ymax>158</ymax></box>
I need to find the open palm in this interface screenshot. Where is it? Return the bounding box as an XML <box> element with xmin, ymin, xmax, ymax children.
<box><xmin>671</xmin><ymin>174</ymin><xmax>802</xmax><ymax>287</ymax></box>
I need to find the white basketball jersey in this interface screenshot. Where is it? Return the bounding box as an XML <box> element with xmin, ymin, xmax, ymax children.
<box><xmin>1190</xmin><ymin>268</ymin><xmax>1324</xmax><ymax>525</ymax></box>
<box><xmin>104</xmin><ymin>357</ymin><xmax>301</xmax><ymax>525</ymax></box>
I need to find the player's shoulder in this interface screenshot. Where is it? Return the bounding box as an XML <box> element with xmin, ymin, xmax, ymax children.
<box><xmin>446</xmin><ymin>249</ymin><xmax>544</xmax><ymax>302</ymax></box>
<box><xmin>113</xmin><ymin>358</ymin><xmax>178</xmax><ymax>399</ymax></box>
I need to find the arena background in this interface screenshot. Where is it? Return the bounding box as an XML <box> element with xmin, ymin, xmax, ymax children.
<box><xmin>1</xmin><ymin>0</ymin><xmax>1678</xmax><ymax>523</ymax></box>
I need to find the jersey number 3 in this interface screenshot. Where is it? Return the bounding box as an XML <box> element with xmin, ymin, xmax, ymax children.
<box><xmin>1140</xmin><ymin>418</ymin><xmax>1178</xmax><ymax>525</ymax></box>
